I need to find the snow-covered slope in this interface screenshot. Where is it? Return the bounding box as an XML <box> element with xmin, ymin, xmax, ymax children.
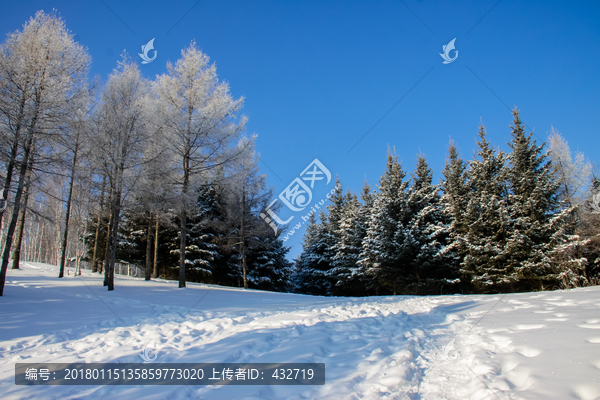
<box><xmin>1</xmin><ymin>262</ymin><xmax>599</xmax><ymax>399</ymax></box>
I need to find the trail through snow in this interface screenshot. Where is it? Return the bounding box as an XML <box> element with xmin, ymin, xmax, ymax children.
<box><xmin>1</xmin><ymin>262</ymin><xmax>599</xmax><ymax>399</ymax></box>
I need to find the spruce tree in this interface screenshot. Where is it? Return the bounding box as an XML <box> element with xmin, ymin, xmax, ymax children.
<box><xmin>320</xmin><ymin>178</ymin><xmax>345</xmax><ymax>294</ymax></box>
<box><xmin>246</xmin><ymin>236</ymin><xmax>293</xmax><ymax>292</ymax></box>
<box><xmin>184</xmin><ymin>185</ymin><xmax>224</xmax><ymax>282</ymax></box>
<box><xmin>458</xmin><ymin>124</ymin><xmax>512</xmax><ymax>293</ymax></box>
<box><xmin>505</xmin><ymin>109</ymin><xmax>573</xmax><ymax>291</ymax></box>
<box><xmin>294</xmin><ymin>211</ymin><xmax>331</xmax><ymax>295</ymax></box>
<box><xmin>358</xmin><ymin>150</ymin><xmax>409</xmax><ymax>295</ymax></box>
<box><xmin>440</xmin><ymin>142</ymin><xmax>469</xmax><ymax>290</ymax></box>
<box><xmin>117</xmin><ymin>206</ymin><xmax>150</xmax><ymax>267</ymax></box>
<box><xmin>401</xmin><ymin>155</ymin><xmax>455</xmax><ymax>294</ymax></box>
<box><xmin>330</xmin><ymin>191</ymin><xmax>363</xmax><ymax>295</ymax></box>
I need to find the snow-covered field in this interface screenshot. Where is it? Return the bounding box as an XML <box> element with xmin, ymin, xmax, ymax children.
<box><xmin>1</xmin><ymin>262</ymin><xmax>599</xmax><ymax>400</ymax></box>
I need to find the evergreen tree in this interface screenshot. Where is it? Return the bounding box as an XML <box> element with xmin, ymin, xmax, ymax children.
<box><xmin>117</xmin><ymin>206</ymin><xmax>150</xmax><ymax>267</ymax></box>
<box><xmin>578</xmin><ymin>174</ymin><xmax>600</xmax><ymax>282</ymax></box>
<box><xmin>402</xmin><ymin>155</ymin><xmax>455</xmax><ymax>294</ymax></box>
<box><xmin>294</xmin><ymin>211</ymin><xmax>331</xmax><ymax>295</ymax></box>
<box><xmin>331</xmin><ymin>191</ymin><xmax>363</xmax><ymax>295</ymax></box>
<box><xmin>352</xmin><ymin>182</ymin><xmax>376</xmax><ymax>293</ymax></box>
<box><xmin>440</xmin><ymin>142</ymin><xmax>469</xmax><ymax>290</ymax></box>
<box><xmin>246</xmin><ymin>236</ymin><xmax>293</xmax><ymax>292</ymax></box>
<box><xmin>116</xmin><ymin>186</ymin><xmax>225</xmax><ymax>282</ymax></box>
<box><xmin>320</xmin><ymin>178</ymin><xmax>345</xmax><ymax>294</ymax></box>
<box><xmin>358</xmin><ymin>150</ymin><xmax>409</xmax><ymax>295</ymax></box>
<box><xmin>505</xmin><ymin>109</ymin><xmax>576</xmax><ymax>291</ymax></box>
<box><xmin>458</xmin><ymin>124</ymin><xmax>512</xmax><ymax>293</ymax></box>
<box><xmin>183</xmin><ymin>185</ymin><xmax>225</xmax><ymax>282</ymax></box>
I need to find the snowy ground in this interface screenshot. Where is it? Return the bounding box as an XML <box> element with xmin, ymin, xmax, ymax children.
<box><xmin>1</xmin><ymin>262</ymin><xmax>599</xmax><ymax>399</ymax></box>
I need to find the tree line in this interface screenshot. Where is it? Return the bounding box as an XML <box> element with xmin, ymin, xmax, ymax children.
<box><xmin>293</xmin><ymin>110</ymin><xmax>600</xmax><ymax>296</ymax></box>
<box><xmin>0</xmin><ymin>11</ymin><xmax>291</xmax><ymax>295</ymax></box>
<box><xmin>1</xmin><ymin>12</ymin><xmax>598</xmax><ymax>298</ymax></box>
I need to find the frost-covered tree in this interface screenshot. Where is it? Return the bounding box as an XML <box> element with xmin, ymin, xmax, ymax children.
<box><xmin>547</xmin><ymin>127</ymin><xmax>595</xmax><ymax>284</ymax></box>
<box><xmin>217</xmin><ymin>138</ymin><xmax>271</xmax><ymax>288</ymax></box>
<box><xmin>548</xmin><ymin>127</ymin><xmax>593</xmax><ymax>217</ymax></box>
<box><xmin>92</xmin><ymin>57</ymin><xmax>150</xmax><ymax>291</ymax></box>
<box><xmin>0</xmin><ymin>11</ymin><xmax>90</xmax><ymax>295</ymax></box>
<box><xmin>131</xmin><ymin>119</ymin><xmax>174</xmax><ymax>280</ymax></box>
<box><xmin>57</xmin><ymin>105</ymin><xmax>93</xmax><ymax>278</ymax></box>
<box><xmin>153</xmin><ymin>42</ymin><xmax>247</xmax><ymax>288</ymax></box>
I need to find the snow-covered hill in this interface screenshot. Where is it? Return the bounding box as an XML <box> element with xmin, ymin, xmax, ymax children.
<box><xmin>1</xmin><ymin>262</ymin><xmax>599</xmax><ymax>399</ymax></box>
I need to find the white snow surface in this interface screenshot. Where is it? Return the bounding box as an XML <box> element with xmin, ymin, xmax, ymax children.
<box><xmin>1</xmin><ymin>262</ymin><xmax>599</xmax><ymax>399</ymax></box>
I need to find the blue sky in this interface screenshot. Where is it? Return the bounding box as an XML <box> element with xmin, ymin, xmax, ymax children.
<box><xmin>2</xmin><ymin>0</ymin><xmax>599</xmax><ymax>259</ymax></box>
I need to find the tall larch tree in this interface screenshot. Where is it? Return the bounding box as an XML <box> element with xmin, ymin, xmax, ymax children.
<box><xmin>0</xmin><ymin>11</ymin><xmax>90</xmax><ymax>295</ymax></box>
<box><xmin>153</xmin><ymin>42</ymin><xmax>247</xmax><ymax>288</ymax></box>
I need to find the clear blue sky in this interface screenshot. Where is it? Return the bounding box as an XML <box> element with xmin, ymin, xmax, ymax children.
<box><xmin>2</xmin><ymin>0</ymin><xmax>599</xmax><ymax>259</ymax></box>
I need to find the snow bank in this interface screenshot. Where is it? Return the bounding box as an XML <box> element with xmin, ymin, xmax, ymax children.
<box><xmin>1</xmin><ymin>262</ymin><xmax>599</xmax><ymax>399</ymax></box>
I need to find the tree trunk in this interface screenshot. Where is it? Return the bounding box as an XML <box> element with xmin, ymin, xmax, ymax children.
<box><xmin>77</xmin><ymin>213</ymin><xmax>89</xmax><ymax>276</ymax></box>
<box><xmin>92</xmin><ymin>214</ymin><xmax>102</xmax><ymax>273</ymax></box>
<box><xmin>92</xmin><ymin>176</ymin><xmax>106</xmax><ymax>273</ymax></box>
<box><xmin>11</xmin><ymin>177</ymin><xmax>31</xmax><ymax>269</ymax></box>
<box><xmin>145</xmin><ymin>212</ymin><xmax>153</xmax><ymax>281</ymax></box>
<box><xmin>0</xmin><ymin>108</ymin><xmax>38</xmax><ymax>296</ymax></box>
<box><xmin>103</xmin><ymin>198</ymin><xmax>113</xmax><ymax>286</ymax></box>
<box><xmin>0</xmin><ymin>90</ymin><xmax>27</xmax><ymax>232</ymax></box>
<box><xmin>179</xmin><ymin>208</ymin><xmax>187</xmax><ymax>288</ymax></box>
<box><xmin>153</xmin><ymin>214</ymin><xmax>159</xmax><ymax>279</ymax></box>
<box><xmin>106</xmin><ymin>151</ymin><xmax>127</xmax><ymax>291</ymax></box>
<box><xmin>107</xmin><ymin>196</ymin><xmax>121</xmax><ymax>291</ymax></box>
<box><xmin>59</xmin><ymin>130</ymin><xmax>80</xmax><ymax>278</ymax></box>
<box><xmin>179</xmin><ymin>154</ymin><xmax>190</xmax><ymax>289</ymax></box>
<box><xmin>241</xmin><ymin>189</ymin><xmax>248</xmax><ymax>289</ymax></box>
